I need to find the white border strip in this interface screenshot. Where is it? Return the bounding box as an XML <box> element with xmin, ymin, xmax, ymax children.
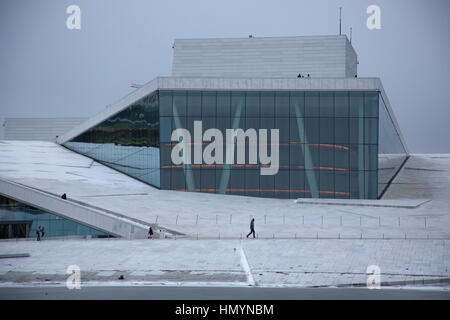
<box><xmin>239</xmin><ymin>244</ymin><xmax>256</xmax><ymax>286</ymax></box>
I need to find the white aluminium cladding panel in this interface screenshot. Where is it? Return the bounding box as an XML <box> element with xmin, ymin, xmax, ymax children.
<box><xmin>172</xmin><ymin>35</ymin><xmax>358</xmax><ymax>78</ymax></box>
<box><xmin>345</xmin><ymin>39</ymin><xmax>358</xmax><ymax>79</ymax></box>
<box><xmin>56</xmin><ymin>76</ymin><xmax>407</xmax><ymax>154</ymax></box>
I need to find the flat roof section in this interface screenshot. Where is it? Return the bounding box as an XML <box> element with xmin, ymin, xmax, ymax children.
<box><xmin>172</xmin><ymin>35</ymin><xmax>358</xmax><ymax>78</ymax></box>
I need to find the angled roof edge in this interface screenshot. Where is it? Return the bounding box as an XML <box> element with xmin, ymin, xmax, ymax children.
<box><xmin>378</xmin><ymin>82</ymin><xmax>409</xmax><ymax>154</ymax></box>
<box><xmin>57</xmin><ymin>77</ymin><xmax>384</xmax><ymax>145</ymax></box>
<box><xmin>57</xmin><ymin>78</ymin><xmax>159</xmax><ymax>144</ymax></box>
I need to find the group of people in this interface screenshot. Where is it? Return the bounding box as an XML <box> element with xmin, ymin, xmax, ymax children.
<box><xmin>36</xmin><ymin>226</ymin><xmax>45</xmax><ymax>241</ymax></box>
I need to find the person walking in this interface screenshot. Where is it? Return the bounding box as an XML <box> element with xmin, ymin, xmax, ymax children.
<box><xmin>41</xmin><ymin>226</ymin><xmax>45</xmax><ymax>239</ymax></box>
<box><xmin>246</xmin><ymin>218</ymin><xmax>255</xmax><ymax>238</ymax></box>
<box><xmin>148</xmin><ymin>226</ymin><xmax>154</xmax><ymax>239</ymax></box>
<box><xmin>36</xmin><ymin>226</ymin><xmax>41</xmax><ymax>241</ymax></box>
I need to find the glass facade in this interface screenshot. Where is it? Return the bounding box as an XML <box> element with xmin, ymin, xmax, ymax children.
<box><xmin>65</xmin><ymin>92</ymin><xmax>160</xmax><ymax>187</ymax></box>
<box><xmin>63</xmin><ymin>89</ymin><xmax>406</xmax><ymax>200</ymax></box>
<box><xmin>377</xmin><ymin>95</ymin><xmax>408</xmax><ymax>197</ymax></box>
<box><xmin>159</xmin><ymin>90</ymin><xmax>379</xmax><ymax>199</ymax></box>
<box><xmin>0</xmin><ymin>195</ymin><xmax>111</xmax><ymax>239</ymax></box>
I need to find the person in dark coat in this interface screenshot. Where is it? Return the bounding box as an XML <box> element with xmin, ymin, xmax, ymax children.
<box><xmin>148</xmin><ymin>226</ymin><xmax>154</xmax><ymax>239</ymax></box>
<box><xmin>41</xmin><ymin>226</ymin><xmax>45</xmax><ymax>238</ymax></box>
<box><xmin>246</xmin><ymin>218</ymin><xmax>255</xmax><ymax>238</ymax></box>
<box><xmin>36</xmin><ymin>226</ymin><xmax>41</xmax><ymax>241</ymax></box>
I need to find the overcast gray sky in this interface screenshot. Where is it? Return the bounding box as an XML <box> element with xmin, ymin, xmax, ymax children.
<box><xmin>0</xmin><ymin>0</ymin><xmax>449</xmax><ymax>153</ymax></box>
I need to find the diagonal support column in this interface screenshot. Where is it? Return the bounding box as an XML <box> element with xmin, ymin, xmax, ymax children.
<box><xmin>218</xmin><ymin>99</ymin><xmax>244</xmax><ymax>194</ymax></box>
<box><xmin>173</xmin><ymin>102</ymin><xmax>196</xmax><ymax>192</ymax></box>
<box><xmin>294</xmin><ymin>103</ymin><xmax>319</xmax><ymax>198</ymax></box>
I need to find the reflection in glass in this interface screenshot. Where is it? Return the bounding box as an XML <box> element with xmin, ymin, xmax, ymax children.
<box><xmin>0</xmin><ymin>195</ymin><xmax>111</xmax><ymax>239</ymax></box>
<box><xmin>64</xmin><ymin>92</ymin><xmax>161</xmax><ymax>187</ymax></box>
<box><xmin>156</xmin><ymin>90</ymin><xmax>382</xmax><ymax>199</ymax></box>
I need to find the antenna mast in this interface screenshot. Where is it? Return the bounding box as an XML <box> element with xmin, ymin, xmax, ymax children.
<box><xmin>339</xmin><ymin>7</ymin><xmax>342</xmax><ymax>35</ymax></box>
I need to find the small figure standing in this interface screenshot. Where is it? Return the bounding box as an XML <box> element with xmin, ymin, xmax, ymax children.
<box><xmin>246</xmin><ymin>218</ymin><xmax>255</xmax><ymax>239</ymax></box>
<box><xmin>148</xmin><ymin>226</ymin><xmax>154</xmax><ymax>239</ymax></box>
<box><xmin>41</xmin><ymin>226</ymin><xmax>45</xmax><ymax>239</ymax></box>
<box><xmin>36</xmin><ymin>226</ymin><xmax>41</xmax><ymax>241</ymax></box>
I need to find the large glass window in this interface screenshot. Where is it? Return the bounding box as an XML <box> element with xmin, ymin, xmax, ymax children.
<box><xmin>64</xmin><ymin>91</ymin><xmax>161</xmax><ymax>188</ymax></box>
<box><xmin>305</xmin><ymin>92</ymin><xmax>319</xmax><ymax>117</ymax></box>
<box><xmin>65</xmin><ymin>90</ymin><xmax>387</xmax><ymax>200</ymax></box>
<box><xmin>156</xmin><ymin>90</ymin><xmax>381</xmax><ymax>199</ymax></box>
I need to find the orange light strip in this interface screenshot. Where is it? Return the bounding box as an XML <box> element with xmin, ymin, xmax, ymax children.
<box><xmin>162</xmin><ymin>165</ymin><xmax>348</xmax><ymax>171</ymax></box>
<box><xmin>308</xmin><ymin>143</ymin><xmax>350</xmax><ymax>150</ymax></box>
<box><xmin>164</xmin><ymin>142</ymin><xmax>290</xmax><ymax>146</ymax></box>
<box><xmin>314</xmin><ymin>166</ymin><xmax>349</xmax><ymax>172</ymax></box>
<box><xmin>173</xmin><ymin>188</ymin><xmax>350</xmax><ymax>196</ymax></box>
<box><xmin>163</xmin><ymin>142</ymin><xmax>349</xmax><ymax>150</ymax></box>
<box><xmin>161</xmin><ymin>164</ymin><xmax>290</xmax><ymax>169</ymax></box>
